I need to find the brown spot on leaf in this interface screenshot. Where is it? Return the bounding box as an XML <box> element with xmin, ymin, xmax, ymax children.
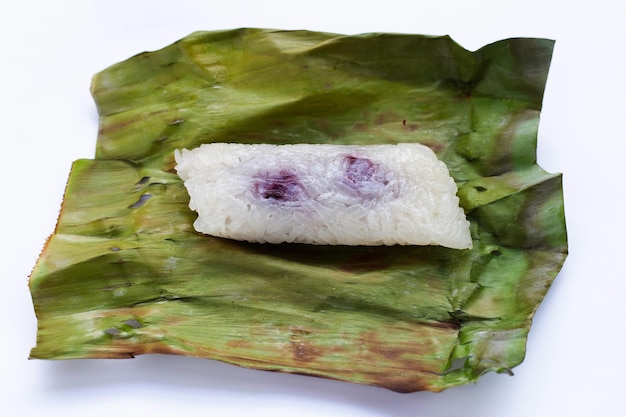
<box><xmin>313</xmin><ymin>119</ymin><xmax>329</xmax><ymax>131</ymax></box>
<box><xmin>107</xmin><ymin>340</ymin><xmax>192</xmax><ymax>358</ymax></box>
<box><xmin>372</xmin><ymin>375</ymin><xmax>434</xmax><ymax>393</ymax></box>
<box><xmin>134</xmin><ymin>343</ymin><xmax>184</xmax><ymax>356</ymax></box>
<box><xmin>420</xmin><ymin>141</ymin><xmax>446</xmax><ymax>153</ymax></box>
<box><xmin>289</xmin><ymin>325</ymin><xmax>321</xmax><ymax>362</ymax></box>
<box><xmin>328</xmin><ymin>127</ymin><xmax>347</xmax><ymax>140</ymax></box>
<box><xmin>352</xmin><ymin>122</ymin><xmax>369</xmax><ymax>132</ymax></box>
<box><xmin>334</xmin><ymin>249</ymin><xmax>394</xmax><ymax>272</ymax></box>
<box><xmin>375</xmin><ymin>111</ymin><xmax>400</xmax><ymax>125</ymax></box>
<box><xmin>227</xmin><ymin>339</ymin><xmax>254</xmax><ymax>350</ymax></box>
<box><xmin>291</xmin><ymin>339</ymin><xmax>321</xmax><ymax>362</ymax></box>
<box><xmin>358</xmin><ymin>320</ymin><xmax>460</xmax><ymax>374</ymax></box>
<box><xmin>403</xmin><ymin>122</ymin><xmax>420</xmax><ymax>132</ymax></box>
<box><xmin>98</xmin><ymin>119</ymin><xmax>137</xmax><ymax>136</ymax></box>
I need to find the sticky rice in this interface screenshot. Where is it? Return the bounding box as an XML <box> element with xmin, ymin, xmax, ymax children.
<box><xmin>175</xmin><ymin>143</ymin><xmax>472</xmax><ymax>249</ymax></box>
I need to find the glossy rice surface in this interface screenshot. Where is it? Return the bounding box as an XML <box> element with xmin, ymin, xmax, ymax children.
<box><xmin>175</xmin><ymin>143</ymin><xmax>472</xmax><ymax>248</ymax></box>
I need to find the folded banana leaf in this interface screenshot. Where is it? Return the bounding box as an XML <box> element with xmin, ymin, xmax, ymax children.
<box><xmin>29</xmin><ymin>29</ymin><xmax>567</xmax><ymax>393</ymax></box>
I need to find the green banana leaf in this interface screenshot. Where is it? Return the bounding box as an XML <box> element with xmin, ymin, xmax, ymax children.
<box><xmin>29</xmin><ymin>29</ymin><xmax>567</xmax><ymax>393</ymax></box>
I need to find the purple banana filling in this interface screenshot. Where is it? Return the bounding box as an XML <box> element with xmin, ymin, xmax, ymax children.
<box><xmin>344</xmin><ymin>155</ymin><xmax>387</xmax><ymax>185</ymax></box>
<box><xmin>253</xmin><ymin>169</ymin><xmax>305</xmax><ymax>202</ymax></box>
<box><xmin>252</xmin><ymin>156</ymin><xmax>391</xmax><ymax>205</ymax></box>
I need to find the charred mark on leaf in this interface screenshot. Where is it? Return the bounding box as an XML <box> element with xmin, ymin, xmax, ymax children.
<box><xmin>128</xmin><ymin>194</ymin><xmax>152</xmax><ymax>208</ymax></box>
<box><xmin>167</xmin><ymin>118</ymin><xmax>184</xmax><ymax>126</ymax></box>
<box><xmin>474</xmin><ymin>186</ymin><xmax>487</xmax><ymax>192</ymax></box>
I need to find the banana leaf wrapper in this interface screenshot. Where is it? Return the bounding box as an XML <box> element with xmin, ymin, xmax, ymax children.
<box><xmin>29</xmin><ymin>29</ymin><xmax>567</xmax><ymax>393</ymax></box>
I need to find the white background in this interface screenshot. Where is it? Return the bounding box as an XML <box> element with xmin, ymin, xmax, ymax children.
<box><xmin>3</xmin><ymin>1</ymin><xmax>625</xmax><ymax>415</ymax></box>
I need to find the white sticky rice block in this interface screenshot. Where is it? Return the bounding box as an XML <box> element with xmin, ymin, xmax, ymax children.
<box><xmin>175</xmin><ymin>143</ymin><xmax>472</xmax><ymax>249</ymax></box>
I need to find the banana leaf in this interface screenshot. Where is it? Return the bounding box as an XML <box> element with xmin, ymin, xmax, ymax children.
<box><xmin>29</xmin><ymin>29</ymin><xmax>567</xmax><ymax>393</ymax></box>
